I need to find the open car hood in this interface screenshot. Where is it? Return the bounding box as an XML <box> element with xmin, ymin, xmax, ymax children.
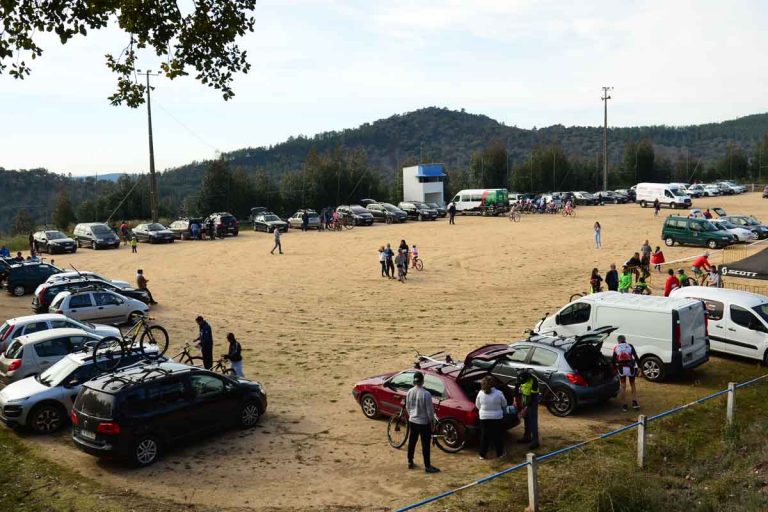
<box><xmin>713</xmin><ymin>207</ymin><xmax>727</xmax><ymax>217</ymax></box>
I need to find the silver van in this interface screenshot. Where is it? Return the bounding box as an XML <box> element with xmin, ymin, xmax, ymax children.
<box><xmin>73</xmin><ymin>223</ymin><xmax>120</xmax><ymax>250</ymax></box>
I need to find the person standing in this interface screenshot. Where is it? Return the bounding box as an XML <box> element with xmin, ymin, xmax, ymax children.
<box><xmin>28</xmin><ymin>232</ymin><xmax>35</xmax><ymax>254</ymax></box>
<box><xmin>193</xmin><ymin>316</ymin><xmax>214</xmax><ymax>370</ymax></box>
<box><xmin>385</xmin><ymin>243</ymin><xmax>395</xmax><ymax>279</ymax></box>
<box><xmin>618</xmin><ymin>266</ymin><xmax>633</xmax><ymax>293</ymax></box>
<box><xmin>612</xmin><ymin>335</ymin><xmax>641</xmax><ymax>412</ymax></box>
<box><xmin>448</xmin><ymin>201</ymin><xmax>456</xmax><ymax>225</ymax></box>
<box><xmin>590</xmin><ymin>268</ymin><xmax>603</xmax><ymax>293</ymax></box>
<box><xmin>378</xmin><ymin>246</ymin><xmax>387</xmax><ymax>278</ymax></box>
<box><xmin>516</xmin><ymin>370</ymin><xmax>540</xmax><ymax>449</ymax></box>
<box><xmin>708</xmin><ymin>265</ymin><xmax>721</xmax><ymax>287</ymax></box>
<box><xmin>399</xmin><ymin>240</ymin><xmax>409</xmax><ymax>275</ymax></box>
<box><xmin>120</xmin><ymin>221</ymin><xmax>129</xmax><ymax>245</ymax></box>
<box><xmin>405</xmin><ymin>371</ymin><xmax>440</xmax><ymax>473</ymax></box>
<box><xmin>650</xmin><ymin>246</ymin><xmax>665</xmax><ymax>272</ymax></box>
<box><xmin>605</xmin><ymin>264</ymin><xmax>619</xmax><ymax>292</ymax></box>
<box><xmin>593</xmin><ymin>221</ymin><xmax>602</xmax><ymax>249</ymax></box>
<box><xmin>135</xmin><ymin>269</ymin><xmax>157</xmax><ymax>304</ymax></box>
<box><xmin>653</xmin><ymin>198</ymin><xmax>660</xmax><ymax>217</ymax></box>
<box><xmin>301</xmin><ymin>210</ymin><xmax>309</xmax><ymax>232</ymax></box>
<box><xmin>0</xmin><ymin>245</ymin><xmax>9</xmax><ymax>258</ymax></box>
<box><xmin>663</xmin><ymin>268</ymin><xmax>680</xmax><ymax>297</ymax></box>
<box><xmin>130</xmin><ymin>236</ymin><xmax>138</xmax><ymax>254</ymax></box>
<box><xmin>475</xmin><ymin>376</ymin><xmax>507</xmax><ymax>460</ymax></box>
<box><xmin>222</xmin><ymin>333</ymin><xmax>244</xmax><ymax>377</ymax></box>
<box><xmin>270</xmin><ymin>227</ymin><xmax>283</xmax><ymax>254</ymax></box>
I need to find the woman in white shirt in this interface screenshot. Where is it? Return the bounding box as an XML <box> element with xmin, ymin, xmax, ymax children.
<box><xmin>475</xmin><ymin>376</ymin><xmax>507</xmax><ymax>459</ymax></box>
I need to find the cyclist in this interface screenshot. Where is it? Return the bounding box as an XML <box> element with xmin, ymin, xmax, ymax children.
<box><xmin>515</xmin><ymin>370</ymin><xmax>540</xmax><ymax>449</ymax></box>
<box><xmin>612</xmin><ymin>335</ymin><xmax>641</xmax><ymax>412</ymax></box>
<box><xmin>395</xmin><ymin>250</ymin><xmax>407</xmax><ymax>282</ymax></box>
<box><xmin>691</xmin><ymin>252</ymin><xmax>712</xmax><ymax>284</ymax></box>
<box><xmin>677</xmin><ymin>267</ymin><xmax>691</xmax><ymax>287</ymax></box>
<box><xmin>633</xmin><ymin>276</ymin><xmax>651</xmax><ymax>295</ymax></box>
<box><xmin>405</xmin><ymin>371</ymin><xmax>440</xmax><ymax>473</ymax></box>
<box><xmin>410</xmin><ymin>244</ymin><xmax>419</xmax><ymax>269</ymax></box>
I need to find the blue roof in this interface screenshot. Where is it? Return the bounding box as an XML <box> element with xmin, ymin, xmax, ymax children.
<box><xmin>416</xmin><ymin>164</ymin><xmax>446</xmax><ymax>177</ymax></box>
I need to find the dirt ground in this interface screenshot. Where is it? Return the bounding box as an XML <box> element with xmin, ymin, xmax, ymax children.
<box><xmin>1</xmin><ymin>193</ymin><xmax>767</xmax><ymax>511</ymax></box>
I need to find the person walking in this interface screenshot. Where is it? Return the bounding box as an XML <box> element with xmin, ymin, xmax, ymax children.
<box><xmin>612</xmin><ymin>335</ymin><xmax>641</xmax><ymax>412</ymax></box>
<box><xmin>301</xmin><ymin>210</ymin><xmax>309</xmax><ymax>232</ymax></box>
<box><xmin>378</xmin><ymin>246</ymin><xmax>388</xmax><ymax>278</ymax></box>
<box><xmin>590</xmin><ymin>268</ymin><xmax>603</xmax><ymax>293</ymax></box>
<box><xmin>516</xmin><ymin>370</ymin><xmax>540</xmax><ymax>449</ymax></box>
<box><xmin>135</xmin><ymin>269</ymin><xmax>157</xmax><ymax>304</ymax></box>
<box><xmin>399</xmin><ymin>240</ymin><xmax>409</xmax><ymax>275</ymax></box>
<box><xmin>270</xmin><ymin>227</ymin><xmax>283</xmax><ymax>255</ymax></box>
<box><xmin>395</xmin><ymin>250</ymin><xmax>407</xmax><ymax>282</ymax></box>
<box><xmin>222</xmin><ymin>332</ymin><xmax>244</xmax><ymax>377</ymax></box>
<box><xmin>448</xmin><ymin>201</ymin><xmax>456</xmax><ymax>225</ymax></box>
<box><xmin>385</xmin><ymin>243</ymin><xmax>395</xmax><ymax>279</ymax></box>
<box><xmin>193</xmin><ymin>316</ymin><xmax>214</xmax><ymax>370</ymax></box>
<box><xmin>650</xmin><ymin>246</ymin><xmax>665</xmax><ymax>272</ymax></box>
<box><xmin>663</xmin><ymin>268</ymin><xmax>680</xmax><ymax>297</ymax></box>
<box><xmin>593</xmin><ymin>222</ymin><xmax>602</xmax><ymax>249</ymax></box>
<box><xmin>130</xmin><ymin>236</ymin><xmax>138</xmax><ymax>254</ymax></box>
<box><xmin>605</xmin><ymin>264</ymin><xmax>619</xmax><ymax>292</ymax></box>
<box><xmin>618</xmin><ymin>266</ymin><xmax>633</xmax><ymax>293</ymax></box>
<box><xmin>207</xmin><ymin>218</ymin><xmax>215</xmax><ymax>240</ymax></box>
<box><xmin>475</xmin><ymin>376</ymin><xmax>507</xmax><ymax>460</ymax></box>
<box><xmin>653</xmin><ymin>198</ymin><xmax>660</xmax><ymax>217</ymax></box>
<box><xmin>405</xmin><ymin>371</ymin><xmax>440</xmax><ymax>473</ymax></box>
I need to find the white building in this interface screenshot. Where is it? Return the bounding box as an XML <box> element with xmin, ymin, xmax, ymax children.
<box><xmin>402</xmin><ymin>164</ymin><xmax>446</xmax><ymax>205</ymax></box>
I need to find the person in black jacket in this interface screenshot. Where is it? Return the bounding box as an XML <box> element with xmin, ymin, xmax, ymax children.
<box><xmin>605</xmin><ymin>263</ymin><xmax>619</xmax><ymax>292</ymax></box>
<box><xmin>193</xmin><ymin>316</ymin><xmax>214</xmax><ymax>369</ymax></box>
<box><xmin>222</xmin><ymin>332</ymin><xmax>244</xmax><ymax>377</ymax></box>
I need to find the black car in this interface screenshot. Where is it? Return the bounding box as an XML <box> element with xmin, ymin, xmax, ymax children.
<box><xmin>4</xmin><ymin>262</ymin><xmax>61</xmax><ymax>297</ymax></box>
<box><xmin>253</xmin><ymin>213</ymin><xmax>288</xmax><ymax>233</ymax></box>
<box><xmin>131</xmin><ymin>223</ymin><xmax>175</xmax><ymax>244</ymax></box>
<box><xmin>73</xmin><ymin>223</ymin><xmax>121</xmax><ymax>250</ymax></box>
<box><xmin>398</xmin><ymin>202</ymin><xmax>438</xmax><ymax>221</ymax></box>
<box><xmin>0</xmin><ymin>257</ymin><xmax>13</xmax><ymax>287</ymax></box>
<box><xmin>33</xmin><ymin>278</ymin><xmax>150</xmax><ymax>313</ymax></box>
<box><xmin>33</xmin><ymin>230</ymin><xmax>78</xmax><ymax>254</ymax></box>
<box><xmin>594</xmin><ymin>191</ymin><xmax>628</xmax><ymax>204</ymax></box>
<box><xmin>203</xmin><ymin>212</ymin><xmax>240</xmax><ymax>237</ymax></box>
<box><xmin>71</xmin><ymin>362</ymin><xmax>267</xmax><ymax>466</ymax></box>
<box><xmin>366</xmin><ymin>203</ymin><xmax>408</xmax><ymax>224</ymax></box>
<box><xmin>336</xmin><ymin>205</ymin><xmax>375</xmax><ymax>226</ymax></box>
<box><xmin>168</xmin><ymin>217</ymin><xmax>204</xmax><ymax>240</ymax></box>
<box><xmin>425</xmin><ymin>202</ymin><xmax>447</xmax><ymax>217</ymax></box>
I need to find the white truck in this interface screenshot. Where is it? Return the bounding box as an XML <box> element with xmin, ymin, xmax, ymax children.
<box><xmin>635</xmin><ymin>182</ymin><xmax>692</xmax><ymax>210</ymax></box>
<box><xmin>534</xmin><ymin>292</ymin><xmax>709</xmax><ymax>381</ymax></box>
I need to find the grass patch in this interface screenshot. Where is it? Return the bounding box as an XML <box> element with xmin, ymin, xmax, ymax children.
<box><xmin>0</xmin><ymin>234</ymin><xmax>31</xmax><ymax>253</ymax></box>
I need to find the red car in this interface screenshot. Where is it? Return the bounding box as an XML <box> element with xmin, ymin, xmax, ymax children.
<box><xmin>352</xmin><ymin>353</ymin><xmax>520</xmax><ymax>446</ymax></box>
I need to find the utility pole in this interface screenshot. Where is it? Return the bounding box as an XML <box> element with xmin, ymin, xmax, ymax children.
<box><xmin>139</xmin><ymin>70</ymin><xmax>161</xmax><ymax>223</ymax></box>
<box><xmin>553</xmin><ymin>152</ymin><xmax>556</xmax><ymax>191</ymax></box>
<box><xmin>601</xmin><ymin>86</ymin><xmax>613</xmax><ymax>191</ymax></box>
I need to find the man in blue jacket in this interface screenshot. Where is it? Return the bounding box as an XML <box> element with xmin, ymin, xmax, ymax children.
<box><xmin>193</xmin><ymin>315</ymin><xmax>214</xmax><ymax>369</ymax></box>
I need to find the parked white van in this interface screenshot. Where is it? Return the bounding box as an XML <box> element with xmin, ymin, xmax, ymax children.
<box><xmin>635</xmin><ymin>182</ymin><xmax>692</xmax><ymax>210</ymax></box>
<box><xmin>670</xmin><ymin>287</ymin><xmax>768</xmax><ymax>364</ymax></box>
<box><xmin>534</xmin><ymin>292</ymin><xmax>709</xmax><ymax>381</ymax></box>
<box><xmin>450</xmin><ymin>189</ymin><xmax>508</xmax><ymax>214</ymax></box>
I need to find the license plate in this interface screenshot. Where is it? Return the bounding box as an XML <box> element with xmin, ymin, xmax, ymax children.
<box><xmin>80</xmin><ymin>429</ymin><xmax>96</xmax><ymax>441</ymax></box>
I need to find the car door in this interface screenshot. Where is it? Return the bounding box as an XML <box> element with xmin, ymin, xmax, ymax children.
<box><xmin>124</xmin><ymin>378</ymin><xmax>193</xmax><ymax>441</ymax></box>
<box><xmin>378</xmin><ymin>371</ymin><xmax>415</xmax><ymax>415</ymax></box>
<box><xmin>32</xmin><ymin>336</ymin><xmax>72</xmax><ymax>373</ymax></box>
<box><xmin>92</xmin><ymin>292</ymin><xmax>124</xmax><ymax>324</ymax></box>
<box><xmin>19</xmin><ymin>320</ymin><xmax>52</xmax><ymax>337</ymax></box>
<box><xmin>699</xmin><ymin>299</ymin><xmax>728</xmax><ymax>353</ymax></box>
<box><xmin>489</xmin><ymin>346</ymin><xmax>533</xmax><ymax>389</ymax></box>
<box><xmin>526</xmin><ymin>347</ymin><xmax>560</xmax><ymax>382</ymax></box>
<box><xmin>726</xmin><ymin>305</ymin><xmax>768</xmax><ymax>359</ymax></box>
<box><xmin>65</xmin><ymin>293</ymin><xmax>98</xmax><ymax>321</ymax></box>
<box><xmin>186</xmin><ymin>373</ymin><xmax>240</xmax><ymax>431</ymax></box>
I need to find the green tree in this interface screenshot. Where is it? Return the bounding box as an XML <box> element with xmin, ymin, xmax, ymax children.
<box><xmin>76</xmin><ymin>200</ymin><xmax>96</xmax><ymax>223</ymax></box>
<box><xmin>0</xmin><ymin>1</ymin><xmax>257</xmax><ymax>106</ymax></box>
<box><xmin>197</xmin><ymin>160</ymin><xmax>232</xmax><ymax>214</ymax></box>
<box><xmin>13</xmin><ymin>208</ymin><xmax>34</xmax><ymax>235</ymax></box>
<box><xmin>52</xmin><ymin>190</ymin><xmax>76</xmax><ymax>230</ymax></box>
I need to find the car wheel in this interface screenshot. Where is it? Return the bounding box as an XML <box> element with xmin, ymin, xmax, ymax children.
<box><xmin>641</xmin><ymin>355</ymin><xmax>666</xmax><ymax>382</ymax></box>
<box><xmin>29</xmin><ymin>403</ymin><xmax>65</xmax><ymax>434</ymax></box>
<box><xmin>664</xmin><ymin>237</ymin><xmax>674</xmax><ymax>247</ymax></box>
<box><xmin>240</xmin><ymin>401</ymin><xmax>262</xmax><ymax>428</ymax></box>
<box><xmin>359</xmin><ymin>393</ymin><xmax>379</xmax><ymax>419</ymax></box>
<box><xmin>11</xmin><ymin>285</ymin><xmax>26</xmax><ymax>297</ymax></box>
<box><xmin>132</xmin><ymin>435</ymin><xmax>160</xmax><ymax>466</ymax></box>
<box><xmin>707</xmin><ymin>239</ymin><xmax>719</xmax><ymax>249</ymax></box>
<box><xmin>546</xmin><ymin>387</ymin><xmax>576</xmax><ymax>417</ymax></box>
<box><xmin>91</xmin><ymin>241</ymin><xmax>97</xmax><ymax>250</ymax></box>
<box><xmin>640</xmin><ymin>200</ymin><xmax>647</xmax><ymax>208</ymax></box>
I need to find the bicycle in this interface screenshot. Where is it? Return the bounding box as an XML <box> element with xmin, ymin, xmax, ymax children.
<box><xmin>172</xmin><ymin>342</ymin><xmax>203</xmax><ymax>366</ymax></box>
<box><xmin>562</xmin><ymin>204</ymin><xmax>576</xmax><ymax>217</ymax></box>
<box><xmin>411</xmin><ymin>256</ymin><xmax>424</xmax><ymax>271</ymax></box>
<box><xmin>509</xmin><ymin>207</ymin><xmax>521</xmax><ymax>222</ymax></box>
<box><xmin>387</xmin><ymin>399</ymin><xmax>466</xmax><ymax>453</ymax></box>
<box><xmin>92</xmin><ymin>314</ymin><xmax>169</xmax><ymax>372</ymax></box>
<box><xmin>210</xmin><ymin>357</ymin><xmax>237</xmax><ymax>377</ymax></box>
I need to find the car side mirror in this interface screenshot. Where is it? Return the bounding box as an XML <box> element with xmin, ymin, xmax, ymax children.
<box><xmin>555</xmin><ymin>314</ymin><xmax>561</xmax><ymax>325</ymax></box>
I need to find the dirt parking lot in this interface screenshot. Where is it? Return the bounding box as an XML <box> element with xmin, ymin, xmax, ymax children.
<box><xmin>1</xmin><ymin>194</ymin><xmax>767</xmax><ymax>511</ymax></box>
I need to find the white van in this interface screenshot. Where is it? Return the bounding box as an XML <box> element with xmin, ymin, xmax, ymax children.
<box><xmin>670</xmin><ymin>287</ymin><xmax>768</xmax><ymax>364</ymax></box>
<box><xmin>534</xmin><ymin>292</ymin><xmax>709</xmax><ymax>381</ymax></box>
<box><xmin>450</xmin><ymin>189</ymin><xmax>508</xmax><ymax>214</ymax></box>
<box><xmin>635</xmin><ymin>182</ymin><xmax>692</xmax><ymax>210</ymax></box>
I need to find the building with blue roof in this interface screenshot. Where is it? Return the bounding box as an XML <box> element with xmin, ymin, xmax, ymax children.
<box><xmin>402</xmin><ymin>164</ymin><xmax>446</xmax><ymax>205</ymax></box>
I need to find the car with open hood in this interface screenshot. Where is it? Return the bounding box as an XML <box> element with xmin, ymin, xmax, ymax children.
<box><xmin>462</xmin><ymin>327</ymin><xmax>620</xmax><ymax>417</ymax></box>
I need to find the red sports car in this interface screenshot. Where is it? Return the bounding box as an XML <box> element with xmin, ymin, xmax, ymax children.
<box><xmin>352</xmin><ymin>353</ymin><xmax>520</xmax><ymax>446</ymax></box>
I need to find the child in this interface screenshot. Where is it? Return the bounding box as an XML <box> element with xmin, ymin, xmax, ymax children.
<box><xmin>708</xmin><ymin>265</ymin><xmax>721</xmax><ymax>287</ymax></box>
<box><xmin>130</xmin><ymin>236</ymin><xmax>138</xmax><ymax>254</ymax></box>
<box><xmin>650</xmin><ymin>246</ymin><xmax>665</xmax><ymax>272</ymax></box>
<box><xmin>410</xmin><ymin>244</ymin><xmax>419</xmax><ymax>268</ymax></box>
<box><xmin>378</xmin><ymin>246</ymin><xmax>387</xmax><ymax>278</ymax></box>
<box><xmin>395</xmin><ymin>250</ymin><xmax>407</xmax><ymax>282</ymax></box>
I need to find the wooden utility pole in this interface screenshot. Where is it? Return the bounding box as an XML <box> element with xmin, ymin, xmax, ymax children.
<box><xmin>601</xmin><ymin>86</ymin><xmax>613</xmax><ymax>191</ymax></box>
<box><xmin>139</xmin><ymin>70</ymin><xmax>161</xmax><ymax>223</ymax></box>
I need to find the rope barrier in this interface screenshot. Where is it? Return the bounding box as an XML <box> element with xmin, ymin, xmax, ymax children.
<box><xmin>395</xmin><ymin>373</ymin><xmax>768</xmax><ymax>512</ymax></box>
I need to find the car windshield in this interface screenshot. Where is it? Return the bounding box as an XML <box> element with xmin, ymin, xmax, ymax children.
<box><xmin>5</xmin><ymin>340</ymin><xmax>23</xmax><ymax>359</ymax></box>
<box><xmin>351</xmin><ymin>206</ymin><xmax>368</xmax><ymax>214</ymax></box>
<box><xmin>719</xmin><ymin>221</ymin><xmax>737</xmax><ymax>229</ymax></box>
<box><xmin>753</xmin><ymin>304</ymin><xmax>768</xmax><ymax>324</ymax></box>
<box><xmin>264</xmin><ymin>215</ymin><xmax>280</xmax><ymax>221</ymax></box>
<box><xmin>38</xmin><ymin>356</ymin><xmax>80</xmax><ymax>387</ymax></box>
<box><xmin>91</xmin><ymin>225</ymin><xmax>112</xmax><ymax>235</ymax></box>
<box><xmin>45</xmin><ymin>231</ymin><xmax>67</xmax><ymax>240</ymax></box>
<box><xmin>700</xmin><ymin>222</ymin><xmax>718</xmax><ymax>232</ymax></box>
<box><xmin>147</xmin><ymin>223</ymin><xmax>165</xmax><ymax>231</ymax></box>
<box><xmin>383</xmin><ymin>204</ymin><xmax>400</xmax><ymax>212</ymax></box>
<box><xmin>68</xmin><ymin>318</ymin><xmax>95</xmax><ymax>330</ymax></box>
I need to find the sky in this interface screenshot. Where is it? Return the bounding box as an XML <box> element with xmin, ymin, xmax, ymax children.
<box><xmin>2</xmin><ymin>0</ymin><xmax>767</xmax><ymax>175</ymax></box>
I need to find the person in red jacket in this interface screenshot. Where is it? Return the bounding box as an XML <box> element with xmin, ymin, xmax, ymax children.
<box><xmin>650</xmin><ymin>246</ymin><xmax>665</xmax><ymax>272</ymax></box>
<box><xmin>663</xmin><ymin>268</ymin><xmax>680</xmax><ymax>297</ymax></box>
<box><xmin>691</xmin><ymin>252</ymin><xmax>712</xmax><ymax>285</ymax></box>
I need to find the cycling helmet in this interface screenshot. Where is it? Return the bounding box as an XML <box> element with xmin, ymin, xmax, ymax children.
<box><xmin>677</xmin><ymin>268</ymin><xmax>685</xmax><ymax>273</ymax></box>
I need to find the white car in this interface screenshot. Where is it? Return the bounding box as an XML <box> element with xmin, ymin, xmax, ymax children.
<box><xmin>0</xmin><ymin>328</ymin><xmax>101</xmax><ymax>385</ymax></box>
<box><xmin>710</xmin><ymin>219</ymin><xmax>754</xmax><ymax>242</ymax></box>
<box><xmin>46</xmin><ymin>271</ymin><xmax>130</xmax><ymax>289</ymax></box>
<box><xmin>50</xmin><ymin>289</ymin><xmax>150</xmax><ymax>326</ymax></box>
<box><xmin>702</xmin><ymin>185</ymin><xmax>720</xmax><ymax>196</ymax></box>
<box><xmin>0</xmin><ymin>314</ymin><xmax>120</xmax><ymax>352</ymax></box>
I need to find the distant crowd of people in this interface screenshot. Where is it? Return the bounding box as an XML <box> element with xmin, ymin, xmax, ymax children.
<box><xmin>378</xmin><ymin>240</ymin><xmax>419</xmax><ymax>282</ymax></box>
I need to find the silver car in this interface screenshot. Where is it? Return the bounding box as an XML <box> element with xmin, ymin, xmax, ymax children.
<box><xmin>0</xmin><ymin>348</ymin><xmax>161</xmax><ymax>433</ymax></box>
<box><xmin>0</xmin><ymin>328</ymin><xmax>102</xmax><ymax>385</ymax></box>
<box><xmin>0</xmin><ymin>314</ymin><xmax>120</xmax><ymax>353</ymax></box>
<box><xmin>50</xmin><ymin>289</ymin><xmax>150</xmax><ymax>326</ymax></box>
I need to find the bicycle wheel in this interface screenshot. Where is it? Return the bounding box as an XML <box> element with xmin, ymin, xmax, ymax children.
<box><xmin>139</xmin><ymin>326</ymin><xmax>170</xmax><ymax>359</ymax></box>
<box><xmin>569</xmin><ymin>292</ymin><xmax>586</xmax><ymax>301</ymax></box>
<box><xmin>93</xmin><ymin>336</ymin><xmax>125</xmax><ymax>372</ymax></box>
<box><xmin>415</xmin><ymin>259</ymin><xmax>424</xmax><ymax>271</ymax></box>
<box><xmin>512</xmin><ymin>211</ymin><xmax>521</xmax><ymax>222</ymax></box>
<box><xmin>223</xmin><ymin>368</ymin><xmax>237</xmax><ymax>377</ymax></box>
<box><xmin>433</xmin><ymin>418</ymin><xmax>466</xmax><ymax>453</ymax></box>
<box><xmin>343</xmin><ymin>218</ymin><xmax>354</xmax><ymax>230</ymax></box>
<box><xmin>387</xmin><ymin>412</ymin><xmax>409</xmax><ymax>449</ymax></box>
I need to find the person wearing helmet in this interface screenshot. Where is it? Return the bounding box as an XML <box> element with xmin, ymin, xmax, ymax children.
<box><xmin>677</xmin><ymin>267</ymin><xmax>691</xmax><ymax>287</ymax></box>
<box><xmin>691</xmin><ymin>252</ymin><xmax>712</xmax><ymax>285</ymax></box>
<box><xmin>612</xmin><ymin>335</ymin><xmax>641</xmax><ymax>412</ymax></box>
<box><xmin>405</xmin><ymin>371</ymin><xmax>440</xmax><ymax>473</ymax></box>
<box><xmin>515</xmin><ymin>370</ymin><xmax>540</xmax><ymax>449</ymax></box>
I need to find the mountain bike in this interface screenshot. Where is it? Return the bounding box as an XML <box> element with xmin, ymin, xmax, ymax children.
<box><xmin>92</xmin><ymin>314</ymin><xmax>169</xmax><ymax>372</ymax></box>
<box><xmin>210</xmin><ymin>357</ymin><xmax>236</xmax><ymax>376</ymax></box>
<box><xmin>411</xmin><ymin>256</ymin><xmax>424</xmax><ymax>271</ymax></box>
<box><xmin>562</xmin><ymin>204</ymin><xmax>575</xmax><ymax>217</ymax></box>
<box><xmin>387</xmin><ymin>399</ymin><xmax>466</xmax><ymax>453</ymax></box>
<box><xmin>509</xmin><ymin>206</ymin><xmax>521</xmax><ymax>222</ymax></box>
<box><xmin>172</xmin><ymin>342</ymin><xmax>203</xmax><ymax>366</ymax></box>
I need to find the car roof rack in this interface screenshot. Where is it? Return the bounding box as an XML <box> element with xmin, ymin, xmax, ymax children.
<box><xmin>413</xmin><ymin>350</ymin><xmax>462</xmax><ymax>375</ymax></box>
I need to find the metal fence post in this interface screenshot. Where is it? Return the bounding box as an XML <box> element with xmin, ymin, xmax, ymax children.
<box><xmin>726</xmin><ymin>382</ymin><xmax>735</xmax><ymax>425</ymax></box>
<box><xmin>526</xmin><ymin>453</ymin><xmax>539</xmax><ymax>512</ymax></box>
<box><xmin>637</xmin><ymin>415</ymin><xmax>647</xmax><ymax>468</ymax></box>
